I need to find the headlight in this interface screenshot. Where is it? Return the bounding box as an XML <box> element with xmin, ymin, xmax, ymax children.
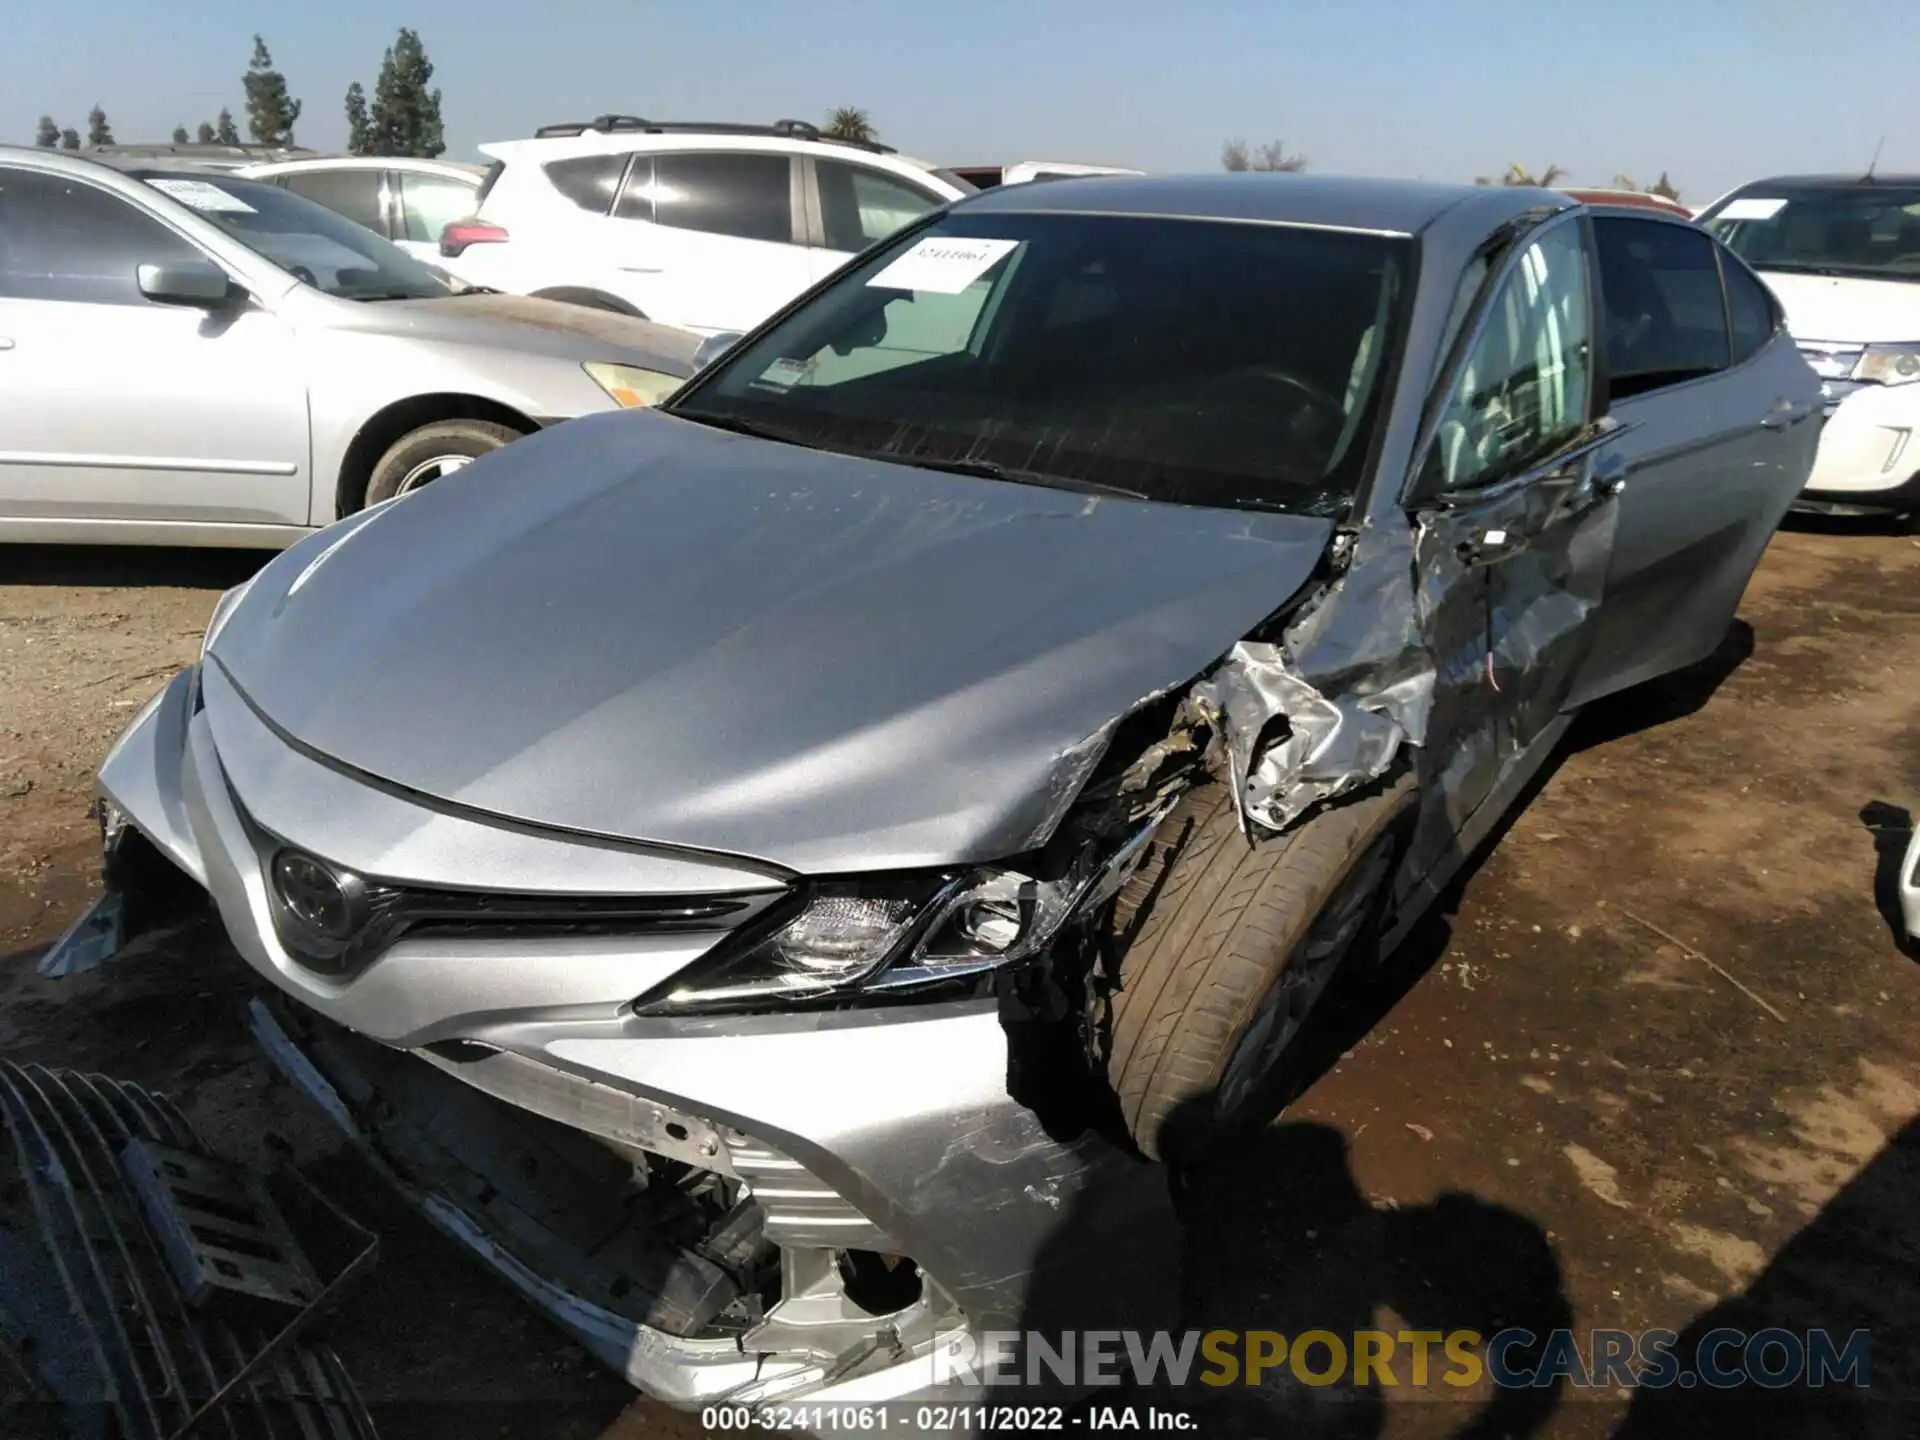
<box><xmin>1852</xmin><ymin>345</ymin><xmax>1920</xmax><ymax>386</ymax></box>
<box><xmin>200</xmin><ymin>576</ymin><xmax>256</xmax><ymax>660</ymax></box>
<box><xmin>636</xmin><ymin>864</ymin><xmax>1092</xmax><ymax>1014</ymax></box>
<box><xmin>583</xmin><ymin>360</ymin><xmax>683</xmax><ymax>408</ymax></box>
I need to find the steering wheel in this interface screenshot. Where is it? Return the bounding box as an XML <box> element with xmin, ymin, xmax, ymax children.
<box><xmin>1202</xmin><ymin>366</ymin><xmax>1349</xmax><ymax>429</ymax></box>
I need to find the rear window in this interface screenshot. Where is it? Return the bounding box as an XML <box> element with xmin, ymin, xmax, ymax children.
<box><xmin>474</xmin><ymin>160</ymin><xmax>505</xmax><ymax>209</ymax></box>
<box><xmin>543</xmin><ymin>155</ymin><xmax>624</xmax><ymax>214</ymax></box>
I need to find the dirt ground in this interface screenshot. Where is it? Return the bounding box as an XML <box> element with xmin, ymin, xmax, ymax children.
<box><xmin>1</xmin><ymin>525</ymin><xmax>1916</xmax><ymax>1439</ymax></box>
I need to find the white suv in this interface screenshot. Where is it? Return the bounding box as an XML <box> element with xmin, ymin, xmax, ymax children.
<box><xmin>436</xmin><ymin>116</ymin><xmax>974</xmax><ymax>335</ymax></box>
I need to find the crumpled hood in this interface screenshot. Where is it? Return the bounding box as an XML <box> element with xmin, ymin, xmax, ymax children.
<box><xmin>343</xmin><ymin>294</ymin><xmax>700</xmax><ymax>375</ymax></box>
<box><xmin>211</xmin><ymin>410</ymin><xmax>1334</xmax><ymax>873</ymax></box>
<box><xmin>1760</xmin><ymin>271</ymin><xmax>1920</xmax><ymax>345</ymax></box>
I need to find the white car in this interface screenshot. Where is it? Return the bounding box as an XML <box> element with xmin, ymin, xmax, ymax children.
<box><xmin>434</xmin><ymin>115</ymin><xmax>974</xmax><ymax>334</ymax></box>
<box><xmin>1698</xmin><ymin>175</ymin><xmax>1920</xmax><ymax>523</ymax></box>
<box><xmin>238</xmin><ymin>156</ymin><xmax>488</xmax><ymax>264</ymax></box>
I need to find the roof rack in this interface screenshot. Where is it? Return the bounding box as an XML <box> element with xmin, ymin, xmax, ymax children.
<box><xmin>529</xmin><ymin>114</ymin><xmax>893</xmax><ymax>154</ymax></box>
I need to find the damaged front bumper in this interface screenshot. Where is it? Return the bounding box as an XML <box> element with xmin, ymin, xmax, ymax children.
<box><xmin>53</xmin><ymin>665</ymin><xmax>1178</xmax><ymax>1410</ymax></box>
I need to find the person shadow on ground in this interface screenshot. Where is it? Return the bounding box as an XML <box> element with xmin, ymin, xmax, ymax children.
<box><xmin>1014</xmin><ymin>1108</ymin><xmax>1573</xmax><ymax>1440</ymax></box>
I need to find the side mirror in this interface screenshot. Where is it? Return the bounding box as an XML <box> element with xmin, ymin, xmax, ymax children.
<box><xmin>692</xmin><ymin>332</ymin><xmax>744</xmax><ymax>371</ymax></box>
<box><xmin>136</xmin><ymin>260</ymin><xmax>237</xmax><ymax>308</ymax></box>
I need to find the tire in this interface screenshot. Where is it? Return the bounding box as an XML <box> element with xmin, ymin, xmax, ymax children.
<box><xmin>1100</xmin><ymin>771</ymin><xmax>1416</xmax><ymax>1163</ymax></box>
<box><xmin>363</xmin><ymin>419</ymin><xmax>523</xmax><ymax>507</ymax></box>
<box><xmin>528</xmin><ymin>286</ymin><xmax>645</xmax><ymax>316</ymax></box>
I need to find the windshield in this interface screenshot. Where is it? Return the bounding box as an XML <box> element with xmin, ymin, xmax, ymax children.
<box><xmin>670</xmin><ymin>211</ymin><xmax>1411</xmax><ymax>517</ymax></box>
<box><xmin>1701</xmin><ymin>183</ymin><xmax>1920</xmax><ymax>282</ymax></box>
<box><xmin>135</xmin><ymin>170</ymin><xmax>454</xmax><ymax>300</ymax></box>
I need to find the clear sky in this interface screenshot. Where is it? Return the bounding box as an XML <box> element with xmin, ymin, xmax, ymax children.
<box><xmin>8</xmin><ymin>0</ymin><xmax>1913</xmax><ymax>205</ymax></box>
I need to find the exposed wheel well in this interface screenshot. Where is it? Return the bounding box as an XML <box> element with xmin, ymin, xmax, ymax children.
<box><xmin>528</xmin><ymin>286</ymin><xmax>646</xmax><ymax>317</ymax></box>
<box><xmin>336</xmin><ymin>395</ymin><xmax>537</xmax><ymax>517</ymax></box>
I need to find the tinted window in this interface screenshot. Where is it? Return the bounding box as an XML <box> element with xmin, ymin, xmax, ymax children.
<box><xmin>1702</xmin><ymin>183</ymin><xmax>1920</xmax><ymax>283</ymax></box>
<box><xmin>653</xmin><ymin>153</ymin><xmax>792</xmax><ymax>244</ymax></box>
<box><xmin>613</xmin><ymin>156</ymin><xmax>654</xmax><ymax>222</ymax></box>
<box><xmin>1594</xmin><ymin>217</ymin><xmax>1729</xmax><ymax>400</ymax></box>
<box><xmin>281</xmin><ymin>169</ymin><xmax>385</xmax><ymax>233</ymax></box>
<box><xmin>1722</xmin><ymin>252</ymin><xmax>1776</xmax><ymax>365</ymax></box>
<box><xmin>399</xmin><ymin>171</ymin><xmax>480</xmax><ymax>243</ymax></box>
<box><xmin>1430</xmin><ymin>221</ymin><xmax>1593</xmax><ymax>491</ymax></box>
<box><xmin>136</xmin><ymin>171</ymin><xmax>451</xmax><ymax>301</ymax></box>
<box><xmin>673</xmin><ymin>212</ymin><xmax>1411</xmax><ymax>517</ymax></box>
<box><xmin>0</xmin><ymin>168</ymin><xmax>200</xmax><ymax>305</ymax></box>
<box><xmin>543</xmin><ymin>155</ymin><xmax>624</xmax><ymax>214</ymax></box>
<box><xmin>816</xmin><ymin>160</ymin><xmax>942</xmax><ymax>252</ymax></box>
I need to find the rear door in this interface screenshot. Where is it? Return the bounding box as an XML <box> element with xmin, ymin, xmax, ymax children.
<box><xmin>610</xmin><ymin>151</ymin><xmax>812</xmax><ymax>333</ymax></box>
<box><xmin>277</xmin><ymin>166</ymin><xmax>392</xmax><ymax>242</ymax></box>
<box><xmin>1565</xmin><ymin>215</ymin><xmax>1819</xmax><ymax>705</ymax></box>
<box><xmin>0</xmin><ymin>167</ymin><xmax>309</xmax><ymax>527</ymax></box>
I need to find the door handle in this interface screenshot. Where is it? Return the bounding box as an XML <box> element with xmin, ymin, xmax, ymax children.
<box><xmin>1760</xmin><ymin>399</ymin><xmax>1814</xmax><ymax>430</ymax></box>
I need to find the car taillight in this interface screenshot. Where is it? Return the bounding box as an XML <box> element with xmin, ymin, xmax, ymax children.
<box><xmin>440</xmin><ymin>218</ymin><xmax>509</xmax><ymax>257</ymax></box>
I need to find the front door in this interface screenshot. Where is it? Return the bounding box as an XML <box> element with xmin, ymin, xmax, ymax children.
<box><xmin>1401</xmin><ymin>212</ymin><xmax>1621</xmax><ymax>887</ymax></box>
<box><xmin>1566</xmin><ymin>215</ymin><xmax>1820</xmax><ymax>705</ymax></box>
<box><xmin>0</xmin><ymin>166</ymin><xmax>310</xmax><ymax>527</ymax></box>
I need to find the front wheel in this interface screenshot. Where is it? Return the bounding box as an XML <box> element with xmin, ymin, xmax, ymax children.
<box><xmin>363</xmin><ymin>419</ymin><xmax>523</xmax><ymax>507</ymax></box>
<box><xmin>1098</xmin><ymin>772</ymin><xmax>1415</xmax><ymax>1163</ymax></box>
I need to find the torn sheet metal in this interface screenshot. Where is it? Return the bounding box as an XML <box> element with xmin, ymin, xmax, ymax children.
<box><xmin>1195</xmin><ymin>516</ymin><xmax>1439</xmax><ymax>834</ymax></box>
<box><xmin>36</xmin><ymin>893</ymin><xmax>123</xmax><ymax>978</ymax></box>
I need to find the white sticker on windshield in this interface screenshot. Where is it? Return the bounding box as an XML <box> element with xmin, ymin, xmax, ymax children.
<box><xmin>756</xmin><ymin>357</ymin><xmax>814</xmax><ymax>390</ymax></box>
<box><xmin>867</xmin><ymin>237</ymin><xmax>1018</xmax><ymax>294</ymax></box>
<box><xmin>149</xmin><ymin>178</ymin><xmax>257</xmax><ymax>214</ymax></box>
<box><xmin>1717</xmin><ymin>197</ymin><xmax>1786</xmax><ymax>221</ymax></box>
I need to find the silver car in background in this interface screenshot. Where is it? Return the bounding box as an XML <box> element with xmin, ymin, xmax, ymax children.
<box><xmin>0</xmin><ymin>147</ymin><xmax>697</xmax><ymax>548</ymax></box>
<box><xmin>51</xmin><ymin>176</ymin><xmax>1818</xmax><ymax>1408</ymax></box>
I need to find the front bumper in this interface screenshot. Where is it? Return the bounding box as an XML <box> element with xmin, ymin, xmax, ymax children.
<box><xmin>1796</xmin><ymin>376</ymin><xmax>1920</xmax><ymax>513</ymax></box>
<box><xmin>64</xmin><ymin>663</ymin><xmax>1179</xmax><ymax>1408</ymax></box>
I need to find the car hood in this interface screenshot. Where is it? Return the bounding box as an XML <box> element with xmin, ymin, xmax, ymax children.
<box><xmin>339</xmin><ymin>293</ymin><xmax>700</xmax><ymax>376</ymax></box>
<box><xmin>210</xmin><ymin>410</ymin><xmax>1335</xmax><ymax>874</ymax></box>
<box><xmin>1759</xmin><ymin>270</ymin><xmax>1920</xmax><ymax>345</ymax></box>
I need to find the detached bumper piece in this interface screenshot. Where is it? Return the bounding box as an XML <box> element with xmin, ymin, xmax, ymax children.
<box><xmin>0</xmin><ymin>1062</ymin><xmax>379</xmax><ymax>1440</ymax></box>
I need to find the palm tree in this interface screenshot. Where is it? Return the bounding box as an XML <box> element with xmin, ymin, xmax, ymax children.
<box><xmin>1474</xmin><ymin>162</ymin><xmax>1568</xmax><ymax>188</ymax></box>
<box><xmin>823</xmin><ymin>107</ymin><xmax>877</xmax><ymax>143</ymax></box>
<box><xmin>1222</xmin><ymin>137</ymin><xmax>1307</xmax><ymax>172</ymax></box>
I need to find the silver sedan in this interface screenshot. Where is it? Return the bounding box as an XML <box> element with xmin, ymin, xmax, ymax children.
<box><xmin>50</xmin><ymin>174</ymin><xmax>1819</xmax><ymax>1409</ymax></box>
<box><xmin>0</xmin><ymin>147</ymin><xmax>696</xmax><ymax>548</ymax></box>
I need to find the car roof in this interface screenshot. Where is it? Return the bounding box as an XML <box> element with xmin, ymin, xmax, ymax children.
<box><xmin>1724</xmin><ymin>173</ymin><xmax>1920</xmax><ymax>191</ymax></box>
<box><xmin>953</xmin><ymin>172</ymin><xmax>1557</xmax><ymax>236</ymax></box>
<box><xmin>240</xmin><ymin>156</ymin><xmax>487</xmax><ymax>177</ymax></box>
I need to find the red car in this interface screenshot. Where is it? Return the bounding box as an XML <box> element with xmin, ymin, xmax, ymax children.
<box><xmin>1563</xmin><ymin>187</ymin><xmax>1694</xmax><ymax>219</ymax></box>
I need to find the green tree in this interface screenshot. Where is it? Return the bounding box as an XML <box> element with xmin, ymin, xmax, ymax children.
<box><xmin>86</xmin><ymin>106</ymin><xmax>113</xmax><ymax>146</ymax></box>
<box><xmin>34</xmin><ymin>116</ymin><xmax>60</xmax><ymax>147</ymax></box>
<box><xmin>243</xmin><ymin>35</ymin><xmax>302</xmax><ymax>145</ymax></box>
<box><xmin>1222</xmin><ymin>137</ymin><xmax>1307</xmax><ymax>172</ymax></box>
<box><xmin>171</xmin><ymin>125</ymin><xmax>190</xmax><ymax>145</ymax></box>
<box><xmin>215</xmin><ymin>108</ymin><xmax>240</xmax><ymax>145</ymax></box>
<box><xmin>1649</xmin><ymin>171</ymin><xmax>1681</xmax><ymax>202</ymax></box>
<box><xmin>362</xmin><ymin>28</ymin><xmax>445</xmax><ymax>157</ymax></box>
<box><xmin>59</xmin><ymin>128</ymin><xmax>79</xmax><ymax>150</ymax></box>
<box><xmin>822</xmin><ymin>106</ymin><xmax>876</xmax><ymax>143</ymax></box>
<box><xmin>196</xmin><ymin>121</ymin><xmax>217</xmax><ymax>143</ymax></box>
<box><xmin>344</xmin><ymin>82</ymin><xmax>371</xmax><ymax>155</ymax></box>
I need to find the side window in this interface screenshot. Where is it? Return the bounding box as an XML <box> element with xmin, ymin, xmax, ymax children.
<box><xmin>0</xmin><ymin>168</ymin><xmax>201</xmax><ymax>306</ymax></box>
<box><xmin>613</xmin><ymin>156</ymin><xmax>654</xmax><ymax>221</ymax></box>
<box><xmin>1429</xmin><ymin>221</ymin><xmax>1593</xmax><ymax>491</ymax></box>
<box><xmin>282</xmin><ymin>169</ymin><xmax>386</xmax><ymax>233</ymax></box>
<box><xmin>542</xmin><ymin>155</ymin><xmax>625</xmax><ymax>215</ymax></box>
<box><xmin>1721</xmin><ymin>251</ymin><xmax>1778</xmax><ymax>366</ymax></box>
<box><xmin>398</xmin><ymin>172</ymin><xmax>480</xmax><ymax>243</ymax></box>
<box><xmin>1593</xmin><ymin>217</ymin><xmax>1731</xmax><ymax>400</ymax></box>
<box><xmin>652</xmin><ymin>153</ymin><xmax>793</xmax><ymax>244</ymax></box>
<box><xmin>815</xmin><ymin>159</ymin><xmax>941</xmax><ymax>252</ymax></box>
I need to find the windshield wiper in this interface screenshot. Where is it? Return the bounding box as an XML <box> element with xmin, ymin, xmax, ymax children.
<box><xmin>672</xmin><ymin>411</ymin><xmax>811</xmax><ymax>446</ymax></box>
<box><xmin>885</xmin><ymin>454</ymin><xmax>1148</xmax><ymax>499</ymax></box>
<box><xmin>453</xmin><ymin>283</ymin><xmax>504</xmax><ymax>295</ymax></box>
<box><xmin>345</xmin><ymin>290</ymin><xmax>437</xmax><ymax>302</ymax></box>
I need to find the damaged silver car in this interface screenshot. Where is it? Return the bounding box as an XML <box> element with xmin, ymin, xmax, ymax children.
<box><xmin>47</xmin><ymin>176</ymin><xmax>1819</xmax><ymax>1407</ymax></box>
